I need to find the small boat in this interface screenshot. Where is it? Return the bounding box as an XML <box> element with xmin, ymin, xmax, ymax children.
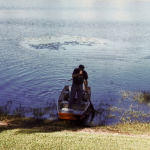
<box><xmin>57</xmin><ymin>85</ymin><xmax>91</xmax><ymax>120</ymax></box>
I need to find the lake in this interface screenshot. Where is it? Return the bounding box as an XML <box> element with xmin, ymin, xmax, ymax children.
<box><xmin>0</xmin><ymin>0</ymin><xmax>150</xmax><ymax>125</ymax></box>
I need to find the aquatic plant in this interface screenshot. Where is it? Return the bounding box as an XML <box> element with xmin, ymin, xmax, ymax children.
<box><xmin>0</xmin><ymin>99</ymin><xmax>57</xmax><ymax>120</ymax></box>
<box><xmin>94</xmin><ymin>101</ymin><xmax>115</xmax><ymax>125</ymax></box>
<box><xmin>32</xmin><ymin>108</ymin><xmax>44</xmax><ymax>118</ymax></box>
<box><xmin>0</xmin><ymin>100</ymin><xmax>12</xmax><ymax>118</ymax></box>
<box><xmin>121</xmin><ymin>90</ymin><xmax>150</xmax><ymax>104</ymax></box>
<box><xmin>142</xmin><ymin>91</ymin><xmax>150</xmax><ymax>103</ymax></box>
<box><xmin>96</xmin><ymin>95</ymin><xmax>150</xmax><ymax>125</ymax></box>
<box><xmin>13</xmin><ymin>104</ymin><xmax>25</xmax><ymax>117</ymax></box>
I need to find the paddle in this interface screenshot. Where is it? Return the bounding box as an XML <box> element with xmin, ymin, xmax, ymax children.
<box><xmin>85</xmin><ymin>88</ymin><xmax>95</xmax><ymax>115</ymax></box>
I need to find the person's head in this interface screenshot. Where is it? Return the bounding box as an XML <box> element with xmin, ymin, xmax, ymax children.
<box><xmin>79</xmin><ymin>64</ymin><xmax>85</xmax><ymax>70</ymax></box>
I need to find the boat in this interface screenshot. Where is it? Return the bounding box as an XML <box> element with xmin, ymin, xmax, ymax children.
<box><xmin>57</xmin><ymin>85</ymin><xmax>91</xmax><ymax>120</ymax></box>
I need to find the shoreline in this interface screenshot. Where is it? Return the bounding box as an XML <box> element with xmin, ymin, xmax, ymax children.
<box><xmin>0</xmin><ymin>116</ymin><xmax>150</xmax><ymax>138</ymax></box>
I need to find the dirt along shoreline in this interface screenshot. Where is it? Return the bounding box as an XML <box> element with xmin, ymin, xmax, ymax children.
<box><xmin>1</xmin><ymin>119</ymin><xmax>150</xmax><ymax>139</ymax></box>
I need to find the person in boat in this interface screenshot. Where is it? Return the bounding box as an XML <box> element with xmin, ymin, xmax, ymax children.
<box><xmin>68</xmin><ymin>64</ymin><xmax>88</xmax><ymax>110</ymax></box>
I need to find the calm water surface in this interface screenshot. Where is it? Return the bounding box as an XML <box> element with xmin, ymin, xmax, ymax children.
<box><xmin>0</xmin><ymin>0</ymin><xmax>150</xmax><ymax>125</ymax></box>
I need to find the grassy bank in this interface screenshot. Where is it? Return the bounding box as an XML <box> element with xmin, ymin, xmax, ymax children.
<box><xmin>0</xmin><ymin>90</ymin><xmax>150</xmax><ymax>149</ymax></box>
<box><xmin>0</xmin><ymin>129</ymin><xmax>150</xmax><ymax>150</ymax></box>
<box><xmin>0</xmin><ymin>117</ymin><xmax>150</xmax><ymax>150</ymax></box>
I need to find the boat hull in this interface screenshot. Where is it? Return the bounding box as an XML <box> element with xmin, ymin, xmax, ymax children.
<box><xmin>57</xmin><ymin>85</ymin><xmax>91</xmax><ymax>120</ymax></box>
<box><xmin>58</xmin><ymin>105</ymin><xmax>90</xmax><ymax>120</ymax></box>
<box><xmin>58</xmin><ymin>112</ymin><xmax>81</xmax><ymax>120</ymax></box>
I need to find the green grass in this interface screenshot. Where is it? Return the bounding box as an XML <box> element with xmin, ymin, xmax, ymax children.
<box><xmin>0</xmin><ymin>117</ymin><xmax>150</xmax><ymax>150</ymax></box>
<box><xmin>0</xmin><ymin>129</ymin><xmax>150</xmax><ymax>150</ymax></box>
<box><xmin>98</xmin><ymin>122</ymin><xmax>150</xmax><ymax>135</ymax></box>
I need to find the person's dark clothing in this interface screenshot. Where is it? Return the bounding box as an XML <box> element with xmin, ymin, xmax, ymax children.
<box><xmin>72</xmin><ymin>68</ymin><xmax>88</xmax><ymax>85</ymax></box>
<box><xmin>68</xmin><ymin>68</ymin><xmax>88</xmax><ymax>110</ymax></box>
<box><xmin>68</xmin><ymin>84</ymin><xmax>83</xmax><ymax>109</ymax></box>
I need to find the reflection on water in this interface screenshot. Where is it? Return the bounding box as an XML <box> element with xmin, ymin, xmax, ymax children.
<box><xmin>0</xmin><ymin>0</ymin><xmax>150</xmax><ymax>125</ymax></box>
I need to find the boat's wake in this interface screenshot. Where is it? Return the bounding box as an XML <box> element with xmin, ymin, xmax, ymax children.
<box><xmin>21</xmin><ymin>35</ymin><xmax>106</xmax><ymax>50</ymax></box>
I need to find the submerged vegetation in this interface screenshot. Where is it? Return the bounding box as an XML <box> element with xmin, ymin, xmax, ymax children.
<box><xmin>1</xmin><ymin>89</ymin><xmax>150</xmax><ymax>128</ymax></box>
<box><xmin>121</xmin><ymin>90</ymin><xmax>150</xmax><ymax>104</ymax></box>
<box><xmin>0</xmin><ymin>100</ymin><xmax>56</xmax><ymax>121</ymax></box>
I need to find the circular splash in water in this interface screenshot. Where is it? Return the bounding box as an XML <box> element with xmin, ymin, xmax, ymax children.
<box><xmin>22</xmin><ymin>35</ymin><xmax>105</xmax><ymax>50</ymax></box>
